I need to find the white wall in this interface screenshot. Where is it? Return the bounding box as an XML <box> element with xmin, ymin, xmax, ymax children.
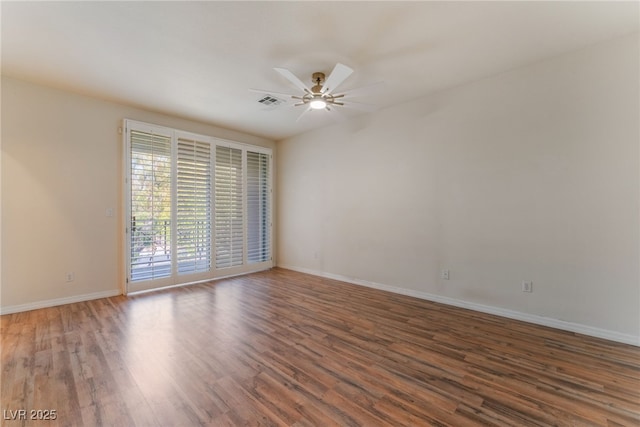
<box><xmin>277</xmin><ymin>34</ymin><xmax>640</xmax><ymax>345</ymax></box>
<box><xmin>1</xmin><ymin>77</ymin><xmax>275</xmax><ymax>312</ymax></box>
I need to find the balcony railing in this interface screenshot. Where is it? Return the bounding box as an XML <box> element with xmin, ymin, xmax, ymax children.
<box><xmin>130</xmin><ymin>217</ymin><xmax>212</xmax><ymax>281</ymax></box>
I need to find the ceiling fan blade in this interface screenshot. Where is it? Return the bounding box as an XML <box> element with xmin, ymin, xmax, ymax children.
<box><xmin>249</xmin><ymin>88</ymin><xmax>297</xmax><ymax>99</ymax></box>
<box><xmin>339</xmin><ymin>81</ymin><xmax>385</xmax><ymax>99</ymax></box>
<box><xmin>322</xmin><ymin>63</ymin><xmax>353</xmax><ymax>95</ymax></box>
<box><xmin>274</xmin><ymin>67</ymin><xmax>311</xmax><ymax>93</ymax></box>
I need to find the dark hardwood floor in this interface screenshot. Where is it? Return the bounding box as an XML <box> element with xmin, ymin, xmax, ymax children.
<box><xmin>1</xmin><ymin>268</ymin><xmax>639</xmax><ymax>426</ymax></box>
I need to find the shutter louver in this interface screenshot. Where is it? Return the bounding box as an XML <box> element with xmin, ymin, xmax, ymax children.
<box><xmin>130</xmin><ymin>130</ymin><xmax>172</xmax><ymax>281</ymax></box>
<box><xmin>215</xmin><ymin>146</ymin><xmax>244</xmax><ymax>269</ymax></box>
<box><xmin>177</xmin><ymin>137</ymin><xmax>212</xmax><ymax>274</ymax></box>
<box><xmin>247</xmin><ymin>151</ymin><xmax>271</xmax><ymax>263</ymax></box>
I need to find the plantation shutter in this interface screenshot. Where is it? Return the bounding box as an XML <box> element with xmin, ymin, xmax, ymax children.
<box><xmin>129</xmin><ymin>129</ymin><xmax>173</xmax><ymax>281</ymax></box>
<box><xmin>125</xmin><ymin>119</ymin><xmax>273</xmax><ymax>293</ymax></box>
<box><xmin>247</xmin><ymin>151</ymin><xmax>271</xmax><ymax>263</ymax></box>
<box><xmin>176</xmin><ymin>137</ymin><xmax>212</xmax><ymax>274</ymax></box>
<box><xmin>215</xmin><ymin>146</ymin><xmax>244</xmax><ymax>269</ymax></box>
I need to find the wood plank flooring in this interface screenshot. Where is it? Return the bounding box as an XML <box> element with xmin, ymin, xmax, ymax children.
<box><xmin>1</xmin><ymin>268</ymin><xmax>639</xmax><ymax>426</ymax></box>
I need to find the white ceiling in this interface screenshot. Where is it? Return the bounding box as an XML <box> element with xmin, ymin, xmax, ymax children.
<box><xmin>2</xmin><ymin>1</ymin><xmax>638</xmax><ymax>141</ymax></box>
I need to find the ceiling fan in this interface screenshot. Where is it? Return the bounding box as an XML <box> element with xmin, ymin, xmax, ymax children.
<box><xmin>251</xmin><ymin>63</ymin><xmax>380</xmax><ymax>120</ymax></box>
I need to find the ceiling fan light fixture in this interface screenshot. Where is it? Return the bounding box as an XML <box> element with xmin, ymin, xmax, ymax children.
<box><xmin>309</xmin><ymin>97</ymin><xmax>327</xmax><ymax>110</ymax></box>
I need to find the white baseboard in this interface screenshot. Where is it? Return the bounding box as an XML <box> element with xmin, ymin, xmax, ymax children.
<box><xmin>278</xmin><ymin>264</ymin><xmax>640</xmax><ymax>347</ymax></box>
<box><xmin>0</xmin><ymin>289</ymin><xmax>122</xmax><ymax>315</ymax></box>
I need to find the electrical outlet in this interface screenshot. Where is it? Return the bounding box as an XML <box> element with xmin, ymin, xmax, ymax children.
<box><xmin>522</xmin><ymin>280</ymin><xmax>533</xmax><ymax>293</ymax></box>
<box><xmin>66</xmin><ymin>272</ymin><xmax>75</xmax><ymax>283</ymax></box>
<box><xmin>441</xmin><ymin>269</ymin><xmax>450</xmax><ymax>280</ymax></box>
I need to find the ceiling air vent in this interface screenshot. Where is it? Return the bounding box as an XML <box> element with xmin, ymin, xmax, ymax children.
<box><xmin>257</xmin><ymin>95</ymin><xmax>285</xmax><ymax>107</ymax></box>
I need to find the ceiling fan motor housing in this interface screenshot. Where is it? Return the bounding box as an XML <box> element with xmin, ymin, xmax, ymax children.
<box><xmin>311</xmin><ymin>72</ymin><xmax>325</xmax><ymax>94</ymax></box>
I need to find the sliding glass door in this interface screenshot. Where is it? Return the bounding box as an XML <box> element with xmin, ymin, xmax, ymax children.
<box><xmin>124</xmin><ymin>120</ymin><xmax>272</xmax><ymax>293</ymax></box>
